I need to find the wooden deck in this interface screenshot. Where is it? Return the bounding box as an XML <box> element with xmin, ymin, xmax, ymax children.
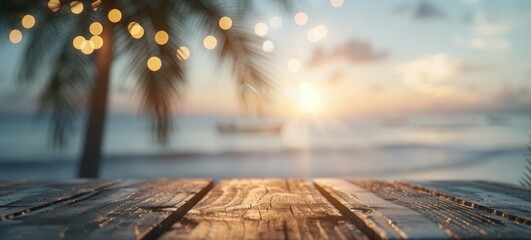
<box><xmin>0</xmin><ymin>179</ymin><xmax>530</xmax><ymax>239</ymax></box>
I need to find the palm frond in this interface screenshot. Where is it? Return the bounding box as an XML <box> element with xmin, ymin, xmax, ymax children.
<box><xmin>182</xmin><ymin>0</ymin><xmax>277</xmax><ymax>114</ymax></box>
<box><xmin>37</xmin><ymin>48</ymin><xmax>94</xmax><ymax>146</ymax></box>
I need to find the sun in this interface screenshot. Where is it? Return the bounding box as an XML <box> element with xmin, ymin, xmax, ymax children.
<box><xmin>297</xmin><ymin>81</ymin><xmax>322</xmax><ymax>114</ymax></box>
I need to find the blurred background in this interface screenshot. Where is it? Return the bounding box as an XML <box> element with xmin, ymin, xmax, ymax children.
<box><xmin>0</xmin><ymin>0</ymin><xmax>530</xmax><ymax>184</ymax></box>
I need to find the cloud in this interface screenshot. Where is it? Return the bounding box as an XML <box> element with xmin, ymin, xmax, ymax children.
<box><xmin>414</xmin><ymin>1</ymin><xmax>446</xmax><ymax>20</ymax></box>
<box><xmin>307</xmin><ymin>39</ymin><xmax>388</xmax><ymax>67</ymax></box>
<box><xmin>395</xmin><ymin>53</ymin><xmax>485</xmax><ymax>97</ymax></box>
<box><xmin>393</xmin><ymin>1</ymin><xmax>447</xmax><ymax>20</ymax></box>
<box><xmin>454</xmin><ymin>36</ymin><xmax>510</xmax><ymax>50</ymax></box>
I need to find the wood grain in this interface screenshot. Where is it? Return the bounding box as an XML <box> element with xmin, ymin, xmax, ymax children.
<box><xmin>0</xmin><ymin>179</ymin><xmax>118</xmax><ymax>219</ymax></box>
<box><xmin>314</xmin><ymin>178</ymin><xmax>450</xmax><ymax>240</ymax></box>
<box><xmin>0</xmin><ymin>179</ymin><xmax>212</xmax><ymax>240</ymax></box>
<box><xmin>403</xmin><ymin>180</ymin><xmax>531</xmax><ymax>224</ymax></box>
<box><xmin>354</xmin><ymin>180</ymin><xmax>531</xmax><ymax>239</ymax></box>
<box><xmin>160</xmin><ymin>178</ymin><xmax>367</xmax><ymax>240</ymax></box>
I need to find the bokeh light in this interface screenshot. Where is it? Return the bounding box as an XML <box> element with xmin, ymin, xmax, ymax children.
<box><xmin>147</xmin><ymin>56</ymin><xmax>162</xmax><ymax>71</ymax></box>
<box><xmin>270</xmin><ymin>16</ymin><xmax>283</xmax><ymax>29</ymax></box>
<box><xmin>48</xmin><ymin>0</ymin><xmax>61</xmax><ymax>12</ymax></box>
<box><xmin>91</xmin><ymin>0</ymin><xmax>102</xmax><ymax>10</ymax></box>
<box><xmin>21</xmin><ymin>15</ymin><xmax>35</xmax><ymax>29</ymax></box>
<box><xmin>73</xmin><ymin>36</ymin><xmax>85</xmax><ymax>49</ymax></box>
<box><xmin>154</xmin><ymin>31</ymin><xmax>169</xmax><ymax>45</ymax></box>
<box><xmin>307</xmin><ymin>25</ymin><xmax>328</xmax><ymax>42</ymax></box>
<box><xmin>108</xmin><ymin>9</ymin><xmax>122</xmax><ymax>23</ymax></box>
<box><xmin>70</xmin><ymin>1</ymin><xmax>83</xmax><ymax>14</ymax></box>
<box><xmin>128</xmin><ymin>22</ymin><xmax>144</xmax><ymax>39</ymax></box>
<box><xmin>90</xmin><ymin>36</ymin><xmax>103</xmax><ymax>49</ymax></box>
<box><xmin>203</xmin><ymin>35</ymin><xmax>217</xmax><ymax>50</ymax></box>
<box><xmin>9</xmin><ymin>29</ymin><xmax>22</xmax><ymax>44</ymax></box>
<box><xmin>330</xmin><ymin>0</ymin><xmax>344</xmax><ymax>8</ymax></box>
<box><xmin>287</xmin><ymin>59</ymin><xmax>301</xmax><ymax>73</ymax></box>
<box><xmin>254</xmin><ymin>23</ymin><xmax>268</xmax><ymax>37</ymax></box>
<box><xmin>219</xmin><ymin>16</ymin><xmax>233</xmax><ymax>30</ymax></box>
<box><xmin>80</xmin><ymin>40</ymin><xmax>95</xmax><ymax>55</ymax></box>
<box><xmin>177</xmin><ymin>46</ymin><xmax>190</xmax><ymax>61</ymax></box>
<box><xmin>294</xmin><ymin>12</ymin><xmax>308</xmax><ymax>26</ymax></box>
<box><xmin>262</xmin><ymin>40</ymin><xmax>274</xmax><ymax>52</ymax></box>
<box><xmin>89</xmin><ymin>22</ymin><xmax>103</xmax><ymax>36</ymax></box>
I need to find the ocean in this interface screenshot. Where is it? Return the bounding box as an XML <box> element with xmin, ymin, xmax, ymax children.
<box><xmin>0</xmin><ymin>113</ymin><xmax>530</xmax><ymax>184</ymax></box>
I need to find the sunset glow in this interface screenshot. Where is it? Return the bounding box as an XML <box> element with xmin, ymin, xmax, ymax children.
<box><xmin>297</xmin><ymin>82</ymin><xmax>322</xmax><ymax>114</ymax></box>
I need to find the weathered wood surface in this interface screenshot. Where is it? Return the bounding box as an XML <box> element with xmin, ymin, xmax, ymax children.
<box><xmin>0</xmin><ymin>179</ymin><xmax>212</xmax><ymax>240</ymax></box>
<box><xmin>349</xmin><ymin>180</ymin><xmax>531</xmax><ymax>239</ymax></box>
<box><xmin>160</xmin><ymin>178</ymin><xmax>367</xmax><ymax>240</ymax></box>
<box><xmin>314</xmin><ymin>179</ymin><xmax>450</xmax><ymax>240</ymax></box>
<box><xmin>0</xmin><ymin>179</ymin><xmax>119</xmax><ymax>219</ymax></box>
<box><xmin>1</xmin><ymin>178</ymin><xmax>530</xmax><ymax>239</ymax></box>
<box><xmin>404</xmin><ymin>180</ymin><xmax>531</xmax><ymax>224</ymax></box>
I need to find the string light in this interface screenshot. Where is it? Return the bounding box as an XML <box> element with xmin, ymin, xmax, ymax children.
<box><xmin>203</xmin><ymin>35</ymin><xmax>217</xmax><ymax>50</ymax></box>
<box><xmin>294</xmin><ymin>12</ymin><xmax>308</xmax><ymax>26</ymax></box>
<box><xmin>80</xmin><ymin>40</ymin><xmax>95</xmax><ymax>55</ymax></box>
<box><xmin>108</xmin><ymin>9</ymin><xmax>122</xmax><ymax>23</ymax></box>
<box><xmin>48</xmin><ymin>0</ymin><xmax>61</xmax><ymax>12</ymax></box>
<box><xmin>128</xmin><ymin>22</ymin><xmax>144</xmax><ymax>39</ymax></box>
<box><xmin>154</xmin><ymin>31</ymin><xmax>169</xmax><ymax>45</ymax></box>
<box><xmin>70</xmin><ymin>1</ymin><xmax>84</xmax><ymax>14</ymax></box>
<box><xmin>9</xmin><ymin>29</ymin><xmax>22</xmax><ymax>44</ymax></box>
<box><xmin>254</xmin><ymin>23</ymin><xmax>268</xmax><ymax>37</ymax></box>
<box><xmin>73</xmin><ymin>36</ymin><xmax>85</xmax><ymax>49</ymax></box>
<box><xmin>89</xmin><ymin>22</ymin><xmax>103</xmax><ymax>36</ymax></box>
<box><xmin>91</xmin><ymin>0</ymin><xmax>102</xmax><ymax>10</ymax></box>
<box><xmin>219</xmin><ymin>16</ymin><xmax>232</xmax><ymax>30</ymax></box>
<box><xmin>262</xmin><ymin>40</ymin><xmax>274</xmax><ymax>52</ymax></box>
<box><xmin>21</xmin><ymin>15</ymin><xmax>36</xmax><ymax>29</ymax></box>
<box><xmin>177</xmin><ymin>46</ymin><xmax>190</xmax><ymax>61</ymax></box>
<box><xmin>330</xmin><ymin>0</ymin><xmax>344</xmax><ymax>8</ymax></box>
<box><xmin>147</xmin><ymin>56</ymin><xmax>162</xmax><ymax>71</ymax></box>
<box><xmin>90</xmin><ymin>36</ymin><xmax>103</xmax><ymax>49</ymax></box>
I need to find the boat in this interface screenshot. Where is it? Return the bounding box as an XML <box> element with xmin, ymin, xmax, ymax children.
<box><xmin>216</xmin><ymin>121</ymin><xmax>283</xmax><ymax>134</ymax></box>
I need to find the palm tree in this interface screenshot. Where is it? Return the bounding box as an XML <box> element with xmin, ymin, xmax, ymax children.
<box><xmin>0</xmin><ymin>0</ymin><xmax>288</xmax><ymax>178</ymax></box>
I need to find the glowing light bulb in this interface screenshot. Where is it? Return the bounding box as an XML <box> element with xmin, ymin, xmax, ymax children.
<box><xmin>203</xmin><ymin>35</ymin><xmax>217</xmax><ymax>50</ymax></box>
<box><xmin>70</xmin><ymin>1</ymin><xmax>83</xmax><ymax>14</ymax></box>
<box><xmin>73</xmin><ymin>36</ymin><xmax>85</xmax><ymax>49</ymax></box>
<box><xmin>89</xmin><ymin>22</ymin><xmax>103</xmax><ymax>36</ymax></box>
<box><xmin>108</xmin><ymin>9</ymin><xmax>122</xmax><ymax>23</ymax></box>
<box><xmin>294</xmin><ymin>12</ymin><xmax>308</xmax><ymax>26</ymax></box>
<box><xmin>219</xmin><ymin>16</ymin><xmax>232</xmax><ymax>30</ymax></box>
<box><xmin>9</xmin><ymin>29</ymin><xmax>22</xmax><ymax>44</ymax></box>
<box><xmin>330</xmin><ymin>0</ymin><xmax>344</xmax><ymax>8</ymax></box>
<box><xmin>147</xmin><ymin>56</ymin><xmax>162</xmax><ymax>71</ymax></box>
<box><xmin>90</xmin><ymin>35</ymin><xmax>103</xmax><ymax>49</ymax></box>
<box><xmin>21</xmin><ymin>15</ymin><xmax>35</xmax><ymax>29</ymax></box>
<box><xmin>177</xmin><ymin>46</ymin><xmax>190</xmax><ymax>61</ymax></box>
<box><xmin>262</xmin><ymin>40</ymin><xmax>274</xmax><ymax>52</ymax></box>
<box><xmin>154</xmin><ymin>31</ymin><xmax>169</xmax><ymax>45</ymax></box>
<box><xmin>254</xmin><ymin>23</ymin><xmax>268</xmax><ymax>37</ymax></box>
<box><xmin>48</xmin><ymin>0</ymin><xmax>61</xmax><ymax>12</ymax></box>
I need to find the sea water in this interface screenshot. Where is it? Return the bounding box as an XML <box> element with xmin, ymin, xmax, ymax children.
<box><xmin>0</xmin><ymin>113</ymin><xmax>530</xmax><ymax>184</ymax></box>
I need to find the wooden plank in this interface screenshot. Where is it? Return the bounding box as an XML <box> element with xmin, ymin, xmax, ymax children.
<box><xmin>353</xmin><ymin>180</ymin><xmax>531</xmax><ymax>239</ymax></box>
<box><xmin>314</xmin><ymin>179</ymin><xmax>450</xmax><ymax>239</ymax></box>
<box><xmin>403</xmin><ymin>180</ymin><xmax>531</xmax><ymax>224</ymax></box>
<box><xmin>0</xmin><ymin>180</ymin><xmax>31</xmax><ymax>189</ymax></box>
<box><xmin>159</xmin><ymin>178</ymin><xmax>367</xmax><ymax>240</ymax></box>
<box><xmin>0</xmin><ymin>179</ymin><xmax>213</xmax><ymax>240</ymax></box>
<box><xmin>0</xmin><ymin>179</ymin><xmax>119</xmax><ymax>219</ymax></box>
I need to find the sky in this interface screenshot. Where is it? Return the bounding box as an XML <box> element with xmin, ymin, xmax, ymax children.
<box><xmin>0</xmin><ymin>0</ymin><xmax>530</xmax><ymax>117</ymax></box>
